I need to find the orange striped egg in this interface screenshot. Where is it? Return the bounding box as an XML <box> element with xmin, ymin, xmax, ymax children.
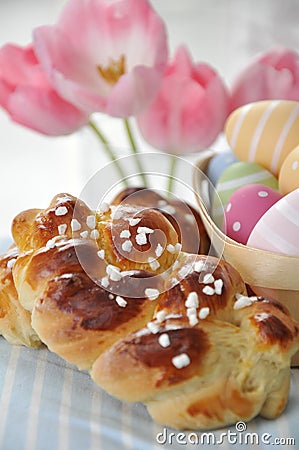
<box><xmin>225</xmin><ymin>100</ymin><xmax>299</xmax><ymax>177</ymax></box>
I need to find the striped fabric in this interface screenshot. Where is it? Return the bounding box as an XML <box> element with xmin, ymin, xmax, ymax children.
<box><xmin>0</xmin><ymin>338</ymin><xmax>298</xmax><ymax>450</ymax></box>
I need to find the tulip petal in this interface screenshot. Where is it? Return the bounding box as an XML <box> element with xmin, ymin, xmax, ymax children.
<box><xmin>0</xmin><ymin>43</ymin><xmax>88</xmax><ymax>135</ymax></box>
<box><xmin>33</xmin><ymin>0</ymin><xmax>168</xmax><ymax>117</ymax></box>
<box><xmin>231</xmin><ymin>47</ymin><xmax>299</xmax><ymax>110</ymax></box>
<box><xmin>137</xmin><ymin>47</ymin><xmax>230</xmax><ymax>154</ymax></box>
<box><xmin>7</xmin><ymin>86</ymin><xmax>87</xmax><ymax>136</ymax></box>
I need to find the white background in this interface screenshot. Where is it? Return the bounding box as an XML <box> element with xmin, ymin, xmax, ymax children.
<box><xmin>0</xmin><ymin>0</ymin><xmax>298</xmax><ymax>240</ymax></box>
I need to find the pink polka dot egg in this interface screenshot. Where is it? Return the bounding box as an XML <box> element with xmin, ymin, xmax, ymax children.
<box><xmin>224</xmin><ymin>184</ymin><xmax>282</xmax><ymax>245</ymax></box>
<box><xmin>247</xmin><ymin>188</ymin><xmax>299</xmax><ymax>256</ymax></box>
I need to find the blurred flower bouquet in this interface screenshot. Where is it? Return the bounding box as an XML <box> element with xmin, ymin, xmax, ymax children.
<box><xmin>0</xmin><ymin>0</ymin><xmax>299</xmax><ymax>191</ymax></box>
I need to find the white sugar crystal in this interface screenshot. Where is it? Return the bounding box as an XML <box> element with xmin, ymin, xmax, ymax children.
<box><xmin>187</xmin><ymin>307</ymin><xmax>197</xmax><ymax>318</ymax></box>
<box><xmin>202</xmin><ymin>286</ymin><xmax>215</xmax><ymax>296</ymax></box>
<box><xmin>185</xmin><ymin>291</ymin><xmax>199</xmax><ymax>308</ymax></box>
<box><xmin>97</xmin><ymin>249</ymin><xmax>105</xmax><ymax>259</ymax></box>
<box><xmin>108</xmin><ymin>294</ymin><xmax>114</xmax><ymax>300</ymax></box>
<box><xmin>156</xmin><ymin>310</ymin><xmax>166</xmax><ymax>323</ymax></box>
<box><xmin>55</xmin><ymin>206</ymin><xmax>68</xmax><ymax>216</ymax></box>
<box><xmin>101</xmin><ymin>276</ymin><xmax>109</xmax><ymax>288</ymax></box>
<box><xmin>199</xmin><ymin>307</ymin><xmax>210</xmax><ymax>319</ymax></box>
<box><xmin>115</xmin><ymin>295</ymin><xmax>127</xmax><ymax>307</ymax></box>
<box><xmin>106</xmin><ymin>264</ymin><xmax>122</xmax><ymax>281</ymax></box>
<box><xmin>122</xmin><ymin>240</ymin><xmax>133</xmax><ymax>253</ymax></box>
<box><xmin>189</xmin><ymin>315</ymin><xmax>199</xmax><ymax>326</ymax></box>
<box><xmin>172</xmin><ymin>353</ymin><xmax>190</xmax><ymax>369</ymax></box>
<box><xmin>120</xmin><ymin>229</ymin><xmax>131</xmax><ymax>239</ymax></box>
<box><xmin>148</xmin><ymin>257</ymin><xmax>160</xmax><ymax>271</ymax></box>
<box><xmin>254</xmin><ymin>312</ymin><xmax>271</xmax><ymax>322</ymax></box>
<box><xmin>46</xmin><ymin>238</ymin><xmax>56</xmax><ymax>249</ymax></box>
<box><xmin>203</xmin><ymin>273</ymin><xmax>215</xmax><ymax>284</ymax></box>
<box><xmin>234</xmin><ymin>294</ymin><xmax>258</xmax><ymax>310</ymax></box>
<box><xmin>145</xmin><ymin>288</ymin><xmax>160</xmax><ymax>300</ymax></box>
<box><xmin>80</xmin><ymin>230</ymin><xmax>89</xmax><ymax>239</ymax></box>
<box><xmin>86</xmin><ymin>215</ymin><xmax>96</xmax><ymax>229</ymax></box>
<box><xmin>90</xmin><ymin>229</ymin><xmax>99</xmax><ymax>240</ymax></box>
<box><xmin>194</xmin><ymin>260</ymin><xmax>204</xmax><ymax>273</ymax></box>
<box><xmin>165</xmin><ymin>313</ymin><xmax>183</xmax><ymax>320</ymax></box>
<box><xmin>137</xmin><ymin>226</ymin><xmax>154</xmax><ymax>234</ymax></box>
<box><xmin>155</xmin><ymin>243</ymin><xmax>164</xmax><ymax>257</ymax></box>
<box><xmin>7</xmin><ymin>258</ymin><xmax>17</xmax><ymax>269</ymax></box>
<box><xmin>166</xmin><ymin>244</ymin><xmax>175</xmax><ymax>253</ymax></box>
<box><xmin>71</xmin><ymin>219</ymin><xmax>81</xmax><ymax>232</ymax></box>
<box><xmin>99</xmin><ymin>202</ymin><xmax>110</xmax><ymax>213</ymax></box>
<box><xmin>147</xmin><ymin>322</ymin><xmax>160</xmax><ymax>334</ymax></box>
<box><xmin>136</xmin><ymin>232</ymin><xmax>147</xmax><ymax>246</ymax></box>
<box><xmin>165</xmin><ymin>324</ymin><xmax>182</xmax><ymax>331</ymax></box>
<box><xmin>127</xmin><ymin>217</ymin><xmax>141</xmax><ymax>226</ymax></box>
<box><xmin>58</xmin><ymin>224</ymin><xmax>67</xmax><ymax>235</ymax></box>
<box><xmin>175</xmin><ymin>243</ymin><xmax>182</xmax><ymax>253</ymax></box>
<box><xmin>214</xmin><ymin>279</ymin><xmax>223</xmax><ymax>295</ymax></box>
<box><xmin>158</xmin><ymin>333</ymin><xmax>170</xmax><ymax>348</ymax></box>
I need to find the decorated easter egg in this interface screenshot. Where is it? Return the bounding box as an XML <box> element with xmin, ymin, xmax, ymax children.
<box><xmin>212</xmin><ymin>161</ymin><xmax>278</xmax><ymax>228</ymax></box>
<box><xmin>279</xmin><ymin>145</ymin><xmax>299</xmax><ymax>195</ymax></box>
<box><xmin>207</xmin><ymin>150</ymin><xmax>238</xmax><ymax>186</ymax></box>
<box><xmin>225</xmin><ymin>100</ymin><xmax>299</xmax><ymax>176</ymax></box>
<box><xmin>247</xmin><ymin>188</ymin><xmax>299</xmax><ymax>257</ymax></box>
<box><xmin>224</xmin><ymin>184</ymin><xmax>282</xmax><ymax>245</ymax></box>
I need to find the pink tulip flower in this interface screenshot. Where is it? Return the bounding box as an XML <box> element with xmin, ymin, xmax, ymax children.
<box><xmin>231</xmin><ymin>47</ymin><xmax>299</xmax><ymax>110</ymax></box>
<box><xmin>33</xmin><ymin>0</ymin><xmax>168</xmax><ymax>118</ymax></box>
<box><xmin>136</xmin><ymin>46</ymin><xmax>230</xmax><ymax>154</ymax></box>
<box><xmin>0</xmin><ymin>44</ymin><xmax>88</xmax><ymax>136</ymax></box>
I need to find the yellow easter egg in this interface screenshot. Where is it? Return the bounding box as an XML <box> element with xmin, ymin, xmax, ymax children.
<box><xmin>225</xmin><ymin>100</ymin><xmax>299</xmax><ymax>177</ymax></box>
<box><xmin>279</xmin><ymin>145</ymin><xmax>299</xmax><ymax>195</ymax></box>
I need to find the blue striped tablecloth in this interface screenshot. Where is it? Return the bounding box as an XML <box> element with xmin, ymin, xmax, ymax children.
<box><xmin>0</xmin><ymin>338</ymin><xmax>298</xmax><ymax>450</ymax></box>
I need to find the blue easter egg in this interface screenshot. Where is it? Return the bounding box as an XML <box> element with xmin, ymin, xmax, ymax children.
<box><xmin>207</xmin><ymin>150</ymin><xmax>238</xmax><ymax>187</ymax></box>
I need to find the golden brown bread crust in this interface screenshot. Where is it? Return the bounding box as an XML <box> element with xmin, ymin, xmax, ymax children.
<box><xmin>0</xmin><ymin>246</ymin><xmax>40</xmax><ymax>347</ymax></box>
<box><xmin>32</xmin><ymin>267</ymin><xmax>161</xmax><ymax>369</ymax></box>
<box><xmin>11</xmin><ymin>193</ymin><xmax>167</xmax><ymax>369</ymax></box>
<box><xmin>92</xmin><ymin>254</ymin><xmax>299</xmax><ymax>430</ymax></box>
<box><xmin>111</xmin><ymin>187</ymin><xmax>210</xmax><ymax>254</ymax></box>
<box><xmin>96</xmin><ymin>202</ymin><xmax>179</xmax><ymax>273</ymax></box>
<box><xmin>4</xmin><ymin>192</ymin><xmax>299</xmax><ymax>430</ymax></box>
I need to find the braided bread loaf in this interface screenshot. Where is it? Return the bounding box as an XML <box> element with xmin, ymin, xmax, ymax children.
<box><xmin>93</xmin><ymin>254</ymin><xmax>299</xmax><ymax>429</ymax></box>
<box><xmin>1</xmin><ymin>190</ymin><xmax>298</xmax><ymax>430</ymax></box>
<box><xmin>0</xmin><ymin>245</ymin><xmax>40</xmax><ymax>347</ymax></box>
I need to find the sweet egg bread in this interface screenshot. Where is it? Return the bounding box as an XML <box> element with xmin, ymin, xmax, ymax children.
<box><xmin>0</xmin><ymin>190</ymin><xmax>298</xmax><ymax>430</ymax></box>
<box><xmin>111</xmin><ymin>187</ymin><xmax>210</xmax><ymax>255</ymax></box>
<box><xmin>0</xmin><ymin>245</ymin><xmax>40</xmax><ymax>347</ymax></box>
<box><xmin>11</xmin><ymin>193</ymin><xmax>172</xmax><ymax>369</ymax></box>
<box><xmin>92</xmin><ymin>254</ymin><xmax>299</xmax><ymax>430</ymax></box>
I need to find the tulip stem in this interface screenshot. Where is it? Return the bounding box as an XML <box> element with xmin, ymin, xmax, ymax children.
<box><xmin>88</xmin><ymin>120</ymin><xmax>128</xmax><ymax>186</ymax></box>
<box><xmin>123</xmin><ymin>118</ymin><xmax>147</xmax><ymax>187</ymax></box>
<box><xmin>167</xmin><ymin>154</ymin><xmax>177</xmax><ymax>194</ymax></box>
